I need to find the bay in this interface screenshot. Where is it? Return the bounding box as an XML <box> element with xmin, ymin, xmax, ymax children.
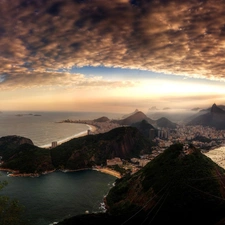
<box><xmin>0</xmin><ymin>111</ymin><xmax>122</xmax><ymax>224</ymax></box>
<box><xmin>0</xmin><ymin>170</ymin><xmax>116</xmax><ymax>225</ymax></box>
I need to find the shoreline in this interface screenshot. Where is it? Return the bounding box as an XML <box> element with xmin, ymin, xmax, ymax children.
<box><xmin>93</xmin><ymin>167</ymin><xmax>122</xmax><ymax>178</ymax></box>
<box><xmin>39</xmin><ymin>123</ymin><xmax>97</xmax><ymax>148</ymax></box>
<box><xmin>0</xmin><ymin>167</ymin><xmax>121</xmax><ymax>178</ymax></box>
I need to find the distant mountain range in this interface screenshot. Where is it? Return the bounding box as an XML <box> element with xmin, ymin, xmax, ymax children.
<box><xmin>112</xmin><ymin>110</ymin><xmax>177</xmax><ymax>129</ymax></box>
<box><xmin>187</xmin><ymin>104</ymin><xmax>225</xmax><ymax>129</ymax></box>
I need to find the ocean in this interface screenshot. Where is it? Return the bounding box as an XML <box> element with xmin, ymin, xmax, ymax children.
<box><xmin>0</xmin><ymin>111</ymin><xmax>122</xmax><ymax>147</ymax></box>
<box><xmin>0</xmin><ymin>111</ymin><xmax>122</xmax><ymax>225</ymax></box>
<box><xmin>0</xmin><ymin>170</ymin><xmax>116</xmax><ymax>225</ymax></box>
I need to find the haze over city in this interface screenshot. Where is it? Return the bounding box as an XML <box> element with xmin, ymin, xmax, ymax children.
<box><xmin>1</xmin><ymin>0</ymin><xmax>225</xmax><ymax>113</ymax></box>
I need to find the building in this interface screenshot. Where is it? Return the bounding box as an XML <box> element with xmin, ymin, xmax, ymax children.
<box><xmin>106</xmin><ymin>157</ymin><xmax>123</xmax><ymax>166</ymax></box>
<box><xmin>52</xmin><ymin>141</ymin><xmax>57</xmax><ymax>148</ymax></box>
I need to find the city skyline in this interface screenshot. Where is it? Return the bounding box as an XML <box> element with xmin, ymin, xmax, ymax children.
<box><xmin>1</xmin><ymin>0</ymin><xmax>225</xmax><ymax>113</ymax></box>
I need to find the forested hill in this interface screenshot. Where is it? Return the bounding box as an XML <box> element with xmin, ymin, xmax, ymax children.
<box><xmin>50</xmin><ymin>126</ymin><xmax>152</xmax><ymax>170</ymax></box>
<box><xmin>58</xmin><ymin>144</ymin><xmax>225</xmax><ymax>225</ymax></box>
<box><xmin>0</xmin><ymin>127</ymin><xmax>152</xmax><ymax>174</ymax></box>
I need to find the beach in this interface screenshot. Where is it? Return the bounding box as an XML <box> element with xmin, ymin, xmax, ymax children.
<box><xmin>40</xmin><ymin>123</ymin><xmax>97</xmax><ymax>148</ymax></box>
<box><xmin>203</xmin><ymin>146</ymin><xmax>225</xmax><ymax>169</ymax></box>
<box><xmin>93</xmin><ymin>167</ymin><xmax>122</xmax><ymax>178</ymax></box>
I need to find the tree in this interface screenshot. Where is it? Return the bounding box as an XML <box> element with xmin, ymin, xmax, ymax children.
<box><xmin>0</xmin><ymin>180</ymin><xmax>29</xmax><ymax>225</ymax></box>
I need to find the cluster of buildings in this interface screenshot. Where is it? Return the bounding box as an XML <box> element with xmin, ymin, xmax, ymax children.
<box><xmin>152</xmin><ymin>125</ymin><xmax>225</xmax><ymax>151</ymax></box>
<box><xmin>105</xmin><ymin>125</ymin><xmax>225</xmax><ymax>175</ymax></box>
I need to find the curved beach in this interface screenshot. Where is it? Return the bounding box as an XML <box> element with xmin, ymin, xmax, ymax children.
<box><xmin>40</xmin><ymin>123</ymin><xmax>97</xmax><ymax>148</ymax></box>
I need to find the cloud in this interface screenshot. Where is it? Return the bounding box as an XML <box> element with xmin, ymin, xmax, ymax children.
<box><xmin>1</xmin><ymin>0</ymin><xmax>225</xmax><ymax>89</ymax></box>
<box><xmin>0</xmin><ymin>70</ymin><xmax>136</xmax><ymax>90</ymax></box>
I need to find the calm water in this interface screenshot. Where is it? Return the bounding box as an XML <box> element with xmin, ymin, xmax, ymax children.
<box><xmin>0</xmin><ymin>111</ymin><xmax>122</xmax><ymax>224</ymax></box>
<box><xmin>0</xmin><ymin>170</ymin><xmax>116</xmax><ymax>225</ymax></box>
<box><xmin>0</xmin><ymin>111</ymin><xmax>122</xmax><ymax>146</ymax></box>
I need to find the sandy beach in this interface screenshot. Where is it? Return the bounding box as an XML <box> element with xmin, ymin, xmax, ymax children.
<box><xmin>40</xmin><ymin>123</ymin><xmax>97</xmax><ymax>148</ymax></box>
<box><xmin>203</xmin><ymin>146</ymin><xmax>225</xmax><ymax>169</ymax></box>
<box><xmin>93</xmin><ymin>167</ymin><xmax>121</xmax><ymax>178</ymax></box>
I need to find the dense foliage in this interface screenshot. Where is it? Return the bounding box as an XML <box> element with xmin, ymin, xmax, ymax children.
<box><xmin>1</xmin><ymin>144</ymin><xmax>54</xmax><ymax>173</ymax></box>
<box><xmin>105</xmin><ymin>143</ymin><xmax>225</xmax><ymax>224</ymax></box>
<box><xmin>51</xmin><ymin>127</ymin><xmax>152</xmax><ymax>170</ymax></box>
<box><xmin>0</xmin><ymin>127</ymin><xmax>152</xmax><ymax>173</ymax></box>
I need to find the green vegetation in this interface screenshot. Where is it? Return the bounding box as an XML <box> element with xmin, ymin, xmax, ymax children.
<box><xmin>1</xmin><ymin>144</ymin><xmax>54</xmax><ymax>173</ymax></box>
<box><xmin>0</xmin><ymin>127</ymin><xmax>152</xmax><ymax>173</ymax></box>
<box><xmin>105</xmin><ymin>143</ymin><xmax>225</xmax><ymax>224</ymax></box>
<box><xmin>51</xmin><ymin>126</ymin><xmax>152</xmax><ymax>170</ymax></box>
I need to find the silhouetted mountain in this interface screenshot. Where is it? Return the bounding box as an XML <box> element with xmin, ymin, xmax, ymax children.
<box><xmin>191</xmin><ymin>107</ymin><xmax>201</xmax><ymax>111</ymax></box>
<box><xmin>113</xmin><ymin>110</ymin><xmax>177</xmax><ymax>129</ymax></box>
<box><xmin>58</xmin><ymin>144</ymin><xmax>225</xmax><ymax>225</ymax></box>
<box><xmin>113</xmin><ymin>111</ymin><xmax>155</xmax><ymax>125</ymax></box>
<box><xmin>121</xmin><ymin>109</ymin><xmax>139</xmax><ymax>119</ymax></box>
<box><xmin>131</xmin><ymin>120</ymin><xmax>157</xmax><ymax>138</ymax></box>
<box><xmin>93</xmin><ymin>116</ymin><xmax>110</xmax><ymax>122</ymax></box>
<box><xmin>156</xmin><ymin>117</ymin><xmax>177</xmax><ymax>129</ymax></box>
<box><xmin>211</xmin><ymin>103</ymin><xmax>225</xmax><ymax>114</ymax></box>
<box><xmin>187</xmin><ymin>104</ymin><xmax>225</xmax><ymax>129</ymax></box>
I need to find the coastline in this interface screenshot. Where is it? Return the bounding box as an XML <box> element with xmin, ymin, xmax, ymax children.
<box><xmin>0</xmin><ymin>167</ymin><xmax>121</xmax><ymax>178</ymax></box>
<box><xmin>93</xmin><ymin>167</ymin><xmax>121</xmax><ymax>178</ymax></box>
<box><xmin>203</xmin><ymin>146</ymin><xmax>225</xmax><ymax>170</ymax></box>
<box><xmin>39</xmin><ymin>123</ymin><xmax>97</xmax><ymax>148</ymax></box>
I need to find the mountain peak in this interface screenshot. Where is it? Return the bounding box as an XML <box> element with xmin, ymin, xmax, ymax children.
<box><xmin>211</xmin><ymin>103</ymin><xmax>225</xmax><ymax>114</ymax></box>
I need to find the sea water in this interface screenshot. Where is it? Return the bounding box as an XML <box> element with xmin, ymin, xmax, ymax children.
<box><xmin>0</xmin><ymin>111</ymin><xmax>122</xmax><ymax>146</ymax></box>
<box><xmin>0</xmin><ymin>170</ymin><xmax>116</xmax><ymax>225</ymax></box>
<box><xmin>0</xmin><ymin>111</ymin><xmax>122</xmax><ymax>225</ymax></box>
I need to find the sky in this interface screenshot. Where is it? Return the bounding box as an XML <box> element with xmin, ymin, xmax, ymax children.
<box><xmin>1</xmin><ymin>0</ymin><xmax>225</xmax><ymax>113</ymax></box>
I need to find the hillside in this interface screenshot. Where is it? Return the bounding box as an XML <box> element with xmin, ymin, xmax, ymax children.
<box><xmin>58</xmin><ymin>144</ymin><xmax>225</xmax><ymax>225</ymax></box>
<box><xmin>51</xmin><ymin>126</ymin><xmax>152</xmax><ymax>170</ymax></box>
<box><xmin>0</xmin><ymin>143</ymin><xmax>54</xmax><ymax>174</ymax></box>
<box><xmin>131</xmin><ymin>119</ymin><xmax>157</xmax><ymax>138</ymax></box>
<box><xmin>156</xmin><ymin>117</ymin><xmax>177</xmax><ymax>129</ymax></box>
<box><xmin>0</xmin><ymin>135</ymin><xmax>34</xmax><ymax>160</ymax></box>
<box><xmin>0</xmin><ymin>127</ymin><xmax>152</xmax><ymax>173</ymax></box>
<box><xmin>187</xmin><ymin>104</ymin><xmax>225</xmax><ymax>129</ymax></box>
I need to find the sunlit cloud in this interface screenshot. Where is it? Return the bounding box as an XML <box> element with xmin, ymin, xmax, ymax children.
<box><xmin>1</xmin><ymin>0</ymin><xmax>225</xmax><ymax>90</ymax></box>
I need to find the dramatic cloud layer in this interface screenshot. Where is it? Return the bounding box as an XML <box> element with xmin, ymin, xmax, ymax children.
<box><xmin>1</xmin><ymin>0</ymin><xmax>225</xmax><ymax>88</ymax></box>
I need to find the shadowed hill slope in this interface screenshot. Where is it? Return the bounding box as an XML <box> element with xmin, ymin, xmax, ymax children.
<box><xmin>0</xmin><ymin>127</ymin><xmax>152</xmax><ymax>173</ymax></box>
<box><xmin>58</xmin><ymin>144</ymin><xmax>225</xmax><ymax>225</ymax></box>
<box><xmin>51</xmin><ymin>126</ymin><xmax>152</xmax><ymax>170</ymax></box>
